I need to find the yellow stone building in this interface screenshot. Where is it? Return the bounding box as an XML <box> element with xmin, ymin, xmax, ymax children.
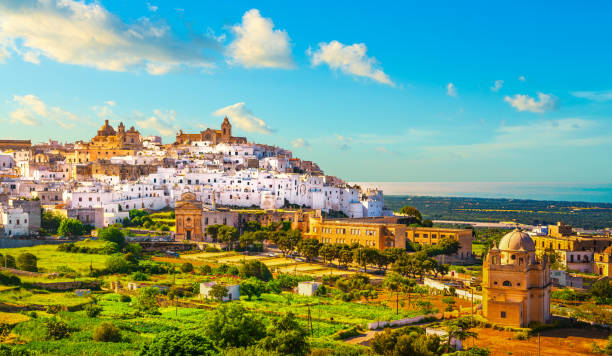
<box><xmin>594</xmin><ymin>246</ymin><xmax>612</xmax><ymax>277</ymax></box>
<box><xmin>305</xmin><ymin>216</ymin><xmax>406</xmax><ymax>251</ymax></box>
<box><xmin>66</xmin><ymin>120</ymin><xmax>141</xmax><ymax>164</ymax></box>
<box><xmin>483</xmin><ymin>229</ymin><xmax>551</xmax><ymax>327</ymax></box>
<box><xmin>406</xmin><ymin>227</ymin><xmax>473</xmax><ymax>259</ymax></box>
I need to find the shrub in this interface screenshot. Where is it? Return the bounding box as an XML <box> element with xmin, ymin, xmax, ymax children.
<box><xmin>1</xmin><ymin>254</ymin><xmax>16</xmax><ymax>269</ymax></box>
<box><xmin>0</xmin><ymin>323</ymin><xmax>10</xmax><ymax>342</ymax></box>
<box><xmin>45</xmin><ymin>305</ymin><xmax>62</xmax><ymax>314</ymax></box>
<box><xmin>334</xmin><ymin>326</ymin><xmax>362</xmax><ymax>340</ymax></box>
<box><xmin>119</xmin><ymin>295</ymin><xmax>131</xmax><ymax>303</ymax></box>
<box><xmin>124</xmin><ymin>243</ymin><xmax>143</xmax><ymax>256</ymax></box>
<box><xmin>139</xmin><ymin>330</ymin><xmax>216</xmax><ymax>356</ymax></box>
<box><xmin>105</xmin><ymin>254</ymin><xmax>130</xmax><ymax>273</ymax></box>
<box><xmin>131</xmin><ymin>271</ymin><xmax>149</xmax><ymax>281</ymax></box>
<box><xmin>16</xmin><ymin>253</ymin><xmax>37</xmax><ymax>272</ymax></box>
<box><xmin>93</xmin><ymin>322</ymin><xmax>122</xmax><ymax>342</ymax></box>
<box><xmin>85</xmin><ymin>304</ymin><xmax>103</xmax><ymax>318</ymax></box>
<box><xmin>0</xmin><ymin>272</ymin><xmax>20</xmax><ymax>286</ymax></box>
<box><xmin>136</xmin><ymin>287</ymin><xmax>159</xmax><ymax>314</ymax></box>
<box><xmin>181</xmin><ymin>262</ymin><xmax>194</xmax><ymax>273</ymax></box>
<box><xmin>98</xmin><ymin>227</ymin><xmax>126</xmax><ymax>248</ymax></box>
<box><xmin>44</xmin><ymin>319</ymin><xmax>70</xmax><ymax>340</ymax></box>
<box><xmin>204</xmin><ymin>245</ymin><xmax>221</xmax><ymax>253</ymax></box>
<box><xmin>58</xmin><ymin>218</ymin><xmax>85</xmax><ymax>237</ymax></box>
<box><xmin>198</xmin><ymin>265</ymin><xmax>212</xmax><ymax>275</ymax></box>
<box><xmin>100</xmin><ymin>242</ymin><xmax>120</xmax><ymax>254</ymax></box>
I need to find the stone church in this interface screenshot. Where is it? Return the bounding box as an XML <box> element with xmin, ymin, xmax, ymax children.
<box><xmin>483</xmin><ymin>229</ymin><xmax>552</xmax><ymax>327</ymax></box>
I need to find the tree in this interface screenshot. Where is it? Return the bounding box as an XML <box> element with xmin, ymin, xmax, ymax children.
<box><xmin>383</xmin><ymin>248</ymin><xmax>407</xmax><ymax>264</ymax></box>
<box><xmin>42</xmin><ymin>211</ymin><xmax>63</xmax><ymax>234</ymax></box>
<box><xmin>181</xmin><ymin>262</ymin><xmax>194</xmax><ymax>273</ymax></box>
<box><xmin>338</xmin><ymin>249</ymin><xmax>353</xmax><ymax>268</ymax></box>
<box><xmin>1</xmin><ymin>254</ymin><xmax>16</xmax><ymax>269</ymax></box>
<box><xmin>376</xmin><ymin>252</ymin><xmax>390</xmax><ymax>271</ymax></box>
<box><xmin>209</xmin><ymin>284</ymin><xmax>228</xmax><ymax>301</ymax></box>
<box><xmin>239</xmin><ymin>231</ymin><xmax>257</xmax><ymax>248</ymax></box>
<box><xmin>240</xmin><ymin>278</ymin><xmax>265</xmax><ymax>300</ymax></box>
<box><xmin>45</xmin><ymin>319</ymin><xmax>70</xmax><ymax>340</ymax></box>
<box><xmin>244</xmin><ymin>220</ymin><xmax>262</xmax><ymax>232</ymax></box>
<box><xmin>16</xmin><ymin>253</ymin><xmax>37</xmax><ymax>272</ymax></box>
<box><xmin>206</xmin><ymin>224</ymin><xmax>222</xmax><ymax>242</ymax></box>
<box><xmin>384</xmin><ymin>273</ymin><xmax>414</xmax><ymax>314</ymax></box>
<box><xmin>319</xmin><ymin>244</ymin><xmax>337</xmax><ymax>265</ymax></box>
<box><xmin>93</xmin><ymin>322</ymin><xmax>122</xmax><ymax>342</ymax></box>
<box><xmin>259</xmin><ymin>312</ymin><xmax>310</xmax><ymax>356</ymax></box>
<box><xmin>139</xmin><ymin>330</ymin><xmax>217</xmax><ymax>356</ymax></box>
<box><xmin>399</xmin><ymin>206</ymin><xmax>422</xmax><ymax>222</ymax></box>
<box><xmin>218</xmin><ymin>226</ymin><xmax>239</xmax><ymax>250</ymax></box>
<box><xmin>58</xmin><ymin>218</ymin><xmax>84</xmax><ymax>237</ymax></box>
<box><xmin>136</xmin><ymin>287</ymin><xmax>159</xmax><ymax>314</ymax></box>
<box><xmin>203</xmin><ymin>303</ymin><xmax>266</xmax><ymax>348</ymax></box>
<box><xmin>105</xmin><ymin>254</ymin><xmax>130</xmax><ymax>273</ymax></box>
<box><xmin>98</xmin><ymin>227</ymin><xmax>126</xmax><ymax>248</ymax></box>
<box><xmin>297</xmin><ymin>238</ymin><xmax>320</xmax><ymax>262</ymax></box>
<box><xmin>277</xmin><ymin>229</ymin><xmax>302</xmax><ymax>256</ymax></box>
<box><xmin>590</xmin><ymin>278</ymin><xmax>612</xmax><ymax>304</ymax></box>
<box><xmin>354</xmin><ymin>247</ymin><xmax>379</xmax><ymax>273</ymax></box>
<box><xmin>239</xmin><ymin>260</ymin><xmax>272</xmax><ymax>281</ymax></box>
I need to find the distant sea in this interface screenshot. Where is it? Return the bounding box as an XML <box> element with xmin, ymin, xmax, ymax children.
<box><xmin>350</xmin><ymin>182</ymin><xmax>612</xmax><ymax>204</ymax></box>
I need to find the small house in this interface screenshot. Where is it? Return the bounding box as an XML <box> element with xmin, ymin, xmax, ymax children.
<box><xmin>297</xmin><ymin>281</ymin><xmax>320</xmax><ymax>296</ymax></box>
<box><xmin>200</xmin><ymin>282</ymin><xmax>240</xmax><ymax>301</ymax></box>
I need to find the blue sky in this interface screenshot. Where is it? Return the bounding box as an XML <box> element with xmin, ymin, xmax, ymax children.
<box><xmin>1</xmin><ymin>0</ymin><xmax>612</xmax><ymax>183</ymax></box>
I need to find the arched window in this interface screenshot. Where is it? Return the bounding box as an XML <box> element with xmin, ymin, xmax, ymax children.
<box><xmin>511</xmin><ymin>254</ymin><xmax>516</xmax><ymax>260</ymax></box>
<box><xmin>502</xmin><ymin>280</ymin><xmax>512</xmax><ymax>287</ymax></box>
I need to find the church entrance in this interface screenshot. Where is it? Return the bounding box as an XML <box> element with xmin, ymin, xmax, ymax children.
<box><xmin>186</xmin><ymin>230</ymin><xmax>191</xmax><ymax>240</ymax></box>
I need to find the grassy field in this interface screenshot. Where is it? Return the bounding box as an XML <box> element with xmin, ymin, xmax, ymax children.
<box><xmin>1</xmin><ymin>241</ymin><xmax>108</xmax><ymax>275</ymax></box>
<box><xmin>1</xmin><ymin>292</ymin><xmax>369</xmax><ymax>355</ymax></box>
<box><xmin>0</xmin><ymin>288</ymin><xmax>92</xmax><ymax>308</ymax></box>
<box><xmin>179</xmin><ymin>251</ymin><xmax>359</xmax><ymax>278</ymax></box>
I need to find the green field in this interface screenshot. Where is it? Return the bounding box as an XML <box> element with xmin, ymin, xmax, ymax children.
<box><xmin>1</xmin><ymin>241</ymin><xmax>108</xmax><ymax>275</ymax></box>
<box><xmin>2</xmin><ymin>293</ymin><xmax>369</xmax><ymax>355</ymax></box>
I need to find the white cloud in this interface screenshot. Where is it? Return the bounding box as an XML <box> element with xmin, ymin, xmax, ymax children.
<box><xmin>7</xmin><ymin>94</ymin><xmax>78</xmax><ymax>128</ymax></box>
<box><xmin>518</xmin><ymin>75</ymin><xmax>526</xmax><ymax>82</ymax></box>
<box><xmin>0</xmin><ymin>0</ymin><xmax>216</xmax><ymax>74</ymax></box>
<box><xmin>504</xmin><ymin>92</ymin><xmax>557</xmax><ymax>113</ymax></box>
<box><xmin>308</xmin><ymin>41</ymin><xmax>393</xmax><ymax>86</ymax></box>
<box><xmin>446</xmin><ymin>82</ymin><xmax>457</xmax><ymax>97</ymax></box>
<box><xmin>136</xmin><ymin>109</ymin><xmax>177</xmax><ymax>136</ymax></box>
<box><xmin>334</xmin><ymin>134</ymin><xmax>354</xmax><ymax>151</ymax></box>
<box><xmin>291</xmin><ymin>138</ymin><xmax>310</xmax><ymax>149</ymax></box>
<box><xmin>572</xmin><ymin>90</ymin><xmax>612</xmax><ymax>102</ymax></box>
<box><xmin>213</xmin><ymin>102</ymin><xmax>272</xmax><ymax>134</ymax></box>
<box><xmin>147</xmin><ymin>3</ymin><xmax>158</xmax><ymax>12</ymax></box>
<box><xmin>227</xmin><ymin>9</ymin><xmax>293</xmax><ymax>69</ymax></box>
<box><xmin>491</xmin><ymin>80</ymin><xmax>503</xmax><ymax>92</ymax></box>
<box><xmin>105</xmin><ymin>100</ymin><xmax>116</xmax><ymax>107</ymax></box>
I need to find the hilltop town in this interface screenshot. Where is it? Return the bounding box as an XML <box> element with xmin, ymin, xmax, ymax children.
<box><xmin>0</xmin><ymin>119</ymin><xmax>611</xmax><ymax>355</ymax></box>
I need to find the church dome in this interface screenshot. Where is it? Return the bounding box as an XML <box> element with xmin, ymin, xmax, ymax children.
<box><xmin>498</xmin><ymin>229</ymin><xmax>536</xmax><ymax>251</ymax></box>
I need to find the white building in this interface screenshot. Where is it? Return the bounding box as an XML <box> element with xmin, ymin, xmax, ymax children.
<box><xmin>297</xmin><ymin>281</ymin><xmax>320</xmax><ymax>296</ymax></box>
<box><xmin>200</xmin><ymin>282</ymin><xmax>240</xmax><ymax>301</ymax></box>
<box><xmin>1</xmin><ymin>207</ymin><xmax>30</xmax><ymax>237</ymax></box>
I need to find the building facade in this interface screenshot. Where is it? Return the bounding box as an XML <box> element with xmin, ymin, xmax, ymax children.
<box><xmin>406</xmin><ymin>227</ymin><xmax>473</xmax><ymax>260</ymax></box>
<box><xmin>305</xmin><ymin>216</ymin><xmax>406</xmax><ymax>250</ymax></box>
<box><xmin>483</xmin><ymin>230</ymin><xmax>551</xmax><ymax>327</ymax></box>
<box><xmin>174</xmin><ymin>192</ymin><xmax>203</xmax><ymax>241</ymax></box>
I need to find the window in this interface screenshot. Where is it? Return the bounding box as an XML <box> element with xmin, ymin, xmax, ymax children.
<box><xmin>501</xmin><ymin>311</ymin><xmax>506</xmax><ymax>318</ymax></box>
<box><xmin>502</xmin><ymin>280</ymin><xmax>512</xmax><ymax>286</ymax></box>
<box><xmin>511</xmin><ymin>254</ymin><xmax>516</xmax><ymax>260</ymax></box>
